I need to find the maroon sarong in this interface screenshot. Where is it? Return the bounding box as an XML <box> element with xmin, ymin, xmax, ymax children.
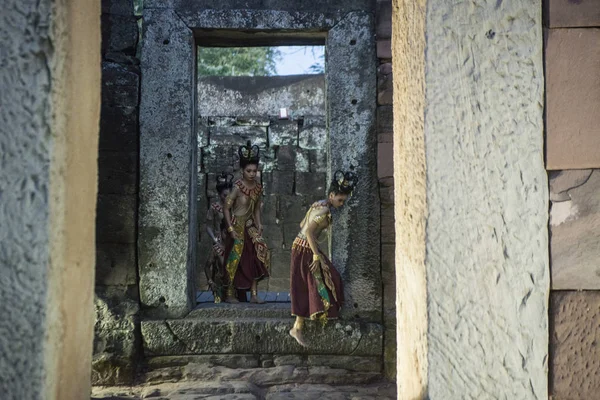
<box><xmin>290</xmin><ymin>243</ymin><xmax>344</xmax><ymax>319</ymax></box>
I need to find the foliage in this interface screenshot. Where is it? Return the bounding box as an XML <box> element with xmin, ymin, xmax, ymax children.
<box><xmin>307</xmin><ymin>53</ymin><xmax>325</xmax><ymax>74</ymax></box>
<box><xmin>198</xmin><ymin>47</ymin><xmax>282</xmax><ymax>76</ymax></box>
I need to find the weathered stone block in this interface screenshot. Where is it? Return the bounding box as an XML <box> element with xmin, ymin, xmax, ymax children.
<box><xmin>308</xmin><ymin>149</ymin><xmax>327</xmax><ymax>173</ymax></box>
<box><xmin>236</xmin><ymin>116</ymin><xmax>270</xmax><ymax>126</ymax></box>
<box><xmin>307</xmin><ymin>355</ymin><xmax>382</xmax><ymax>372</ymax></box>
<box><xmin>383</xmin><ymin>327</ymin><xmax>396</xmax><ymax>382</ymax></box>
<box><xmin>207</xmin><ymin>116</ymin><xmax>236</xmax><ymax>127</ymax></box>
<box><xmin>101</xmin><ymin>14</ymin><xmax>138</xmax><ymax>55</ymax></box>
<box><xmin>298</xmin><ymin>116</ymin><xmax>327</xmax><ymax>150</ymax></box>
<box><xmin>276</xmin><ymin>145</ymin><xmax>297</xmax><ymax>171</ymax></box>
<box><xmin>197</xmin><ymin>117</ymin><xmax>209</xmax><ymax>148</ymax></box>
<box><xmin>261</xmin><ymin>194</ymin><xmax>278</xmax><ymax>224</ymax></box>
<box><xmin>96</xmin><ymin>194</ymin><xmax>137</xmax><ymax>243</ymax></box>
<box><xmin>377</xmin><ymin>39</ymin><xmax>391</xmax><ymax>59</ymax></box>
<box><xmin>546</xmin><ymin>28</ymin><xmax>600</xmax><ymax>169</ymax></box>
<box><xmin>377</xmin><ymin>142</ymin><xmax>393</xmax><ymax>179</ymax></box>
<box><xmin>98</xmin><ymin>151</ymin><xmax>137</xmax><ymax>195</ymax></box>
<box><xmin>295</xmin><ymin>172</ymin><xmax>327</xmax><ymax>197</ymax></box>
<box><xmin>146</xmin><ymin>355</ymin><xmax>261</xmax><ymax>370</ymax></box>
<box><xmin>267</xmin><ymin>277</ymin><xmax>290</xmax><ymax>293</ymax></box>
<box><xmin>96</xmin><ymin>243</ymin><xmax>136</xmax><ymax>286</ymax></box>
<box><xmin>102</xmin><ymin>62</ymin><xmax>139</xmax><ymax>108</ymax></box>
<box><xmin>549</xmin><ymin>169</ymin><xmax>592</xmax><ymax>202</ymax></box>
<box><xmin>93</xmin><ymin>285</ymin><xmax>140</xmax><ymax>385</ymax></box>
<box><xmin>282</xmin><ymin>223</ymin><xmax>303</xmax><ymax>251</ymax></box>
<box><xmin>262</xmin><ymin>225</ymin><xmax>284</xmax><ymax>252</ymax></box>
<box><xmin>544</xmin><ymin>0</ymin><xmax>600</xmax><ymax>28</ymax></box>
<box><xmin>550</xmin><ymin>291</ymin><xmax>600</xmax><ymax>399</ymax></box>
<box><xmin>201</xmin><ymin>145</ymin><xmax>234</xmax><ymax>173</ymax></box>
<box><xmin>99</xmin><ymin>106</ymin><xmax>138</xmax><ymax>151</ymax></box>
<box><xmin>550</xmin><ymin>169</ymin><xmax>600</xmax><ymax>289</ymax></box>
<box><xmin>101</xmin><ymin>0</ymin><xmax>134</xmax><ymax>16</ymax></box>
<box><xmin>295</xmin><ymin>148</ymin><xmax>310</xmax><ymax>172</ymax></box>
<box><xmin>379</xmin><ymin>178</ymin><xmax>394</xmax><ymax>205</ymax></box>
<box><xmin>278</xmin><ymin>195</ymin><xmax>309</xmax><ymax>223</ymax></box>
<box><xmin>197</xmin><ymin>75</ymin><xmax>325</xmax><ymax>116</ymax></box>
<box><xmin>377</xmin><ymin>62</ymin><xmax>393</xmax><ymax>105</ymax></box>
<box><xmin>269</xmin><ymin>120</ymin><xmax>298</xmax><ymax>147</ymax></box>
<box><xmin>261</xmin><ymin>147</ymin><xmax>277</xmax><ymax>172</ymax></box>
<box><xmin>270</xmin><ymin>170</ymin><xmax>295</xmax><ymax>195</ymax></box>
<box><xmin>141</xmin><ymin>318</ymin><xmax>383</xmax><ymax>356</ymax></box>
<box><xmin>376</xmin><ymin>0</ymin><xmax>392</xmax><ymax>39</ymax></box>
<box><xmin>209</xmin><ymin>126</ymin><xmax>268</xmax><ymax>148</ymax></box>
<box><xmin>380</xmin><ymin>204</ymin><xmax>394</xmax><ymax>245</ymax></box>
<box><xmin>269</xmin><ymin>250</ymin><xmax>291</xmax><ymax>280</ymax></box>
<box><xmin>377</xmin><ymin>105</ymin><xmax>393</xmax><ymax>133</ymax></box>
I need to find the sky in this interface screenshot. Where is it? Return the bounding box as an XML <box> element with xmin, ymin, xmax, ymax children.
<box><xmin>274</xmin><ymin>46</ymin><xmax>325</xmax><ymax>75</ymax></box>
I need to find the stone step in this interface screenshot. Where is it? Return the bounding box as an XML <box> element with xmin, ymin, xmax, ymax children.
<box><xmin>91</xmin><ymin>381</ymin><xmax>397</xmax><ymax>400</ymax></box>
<box><xmin>189</xmin><ymin>302</ymin><xmax>292</xmax><ymax>319</ymax></box>
<box><xmin>141</xmin><ymin>318</ymin><xmax>383</xmax><ymax>356</ymax></box>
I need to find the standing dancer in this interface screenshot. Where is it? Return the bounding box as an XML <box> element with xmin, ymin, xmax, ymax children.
<box><xmin>204</xmin><ymin>172</ymin><xmax>233</xmax><ymax>303</ymax></box>
<box><xmin>289</xmin><ymin>170</ymin><xmax>357</xmax><ymax>346</ymax></box>
<box><xmin>222</xmin><ymin>141</ymin><xmax>270</xmax><ymax>303</ymax></box>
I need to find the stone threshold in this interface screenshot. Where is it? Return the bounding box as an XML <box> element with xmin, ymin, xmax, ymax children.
<box><xmin>141</xmin><ymin>317</ymin><xmax>383</xmax><ymax>357</ymax></box>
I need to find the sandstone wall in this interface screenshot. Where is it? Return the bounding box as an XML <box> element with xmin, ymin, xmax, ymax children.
<box><xmin>545</xmin><ymin>1</ymin><xmax>600</xmax><ymax>398</ymax></box>
<box><xmin>392</xmin><ymin>0</ymin><xmax>549</xmax><ymax>397</ymax></box>
<box><xmin>93</xmin><ymin>0</ymin><xmax>142</xmax><ymax>385</ymax></box>
<box><xmin>196</xmin><ymin>75</ymin><xmax>327</xmax><ymax>293</ymax></box>
<box><xmin>1</xmin><ymin>0</ymin><xmax>100</xmax><ymax>398</ymax></box>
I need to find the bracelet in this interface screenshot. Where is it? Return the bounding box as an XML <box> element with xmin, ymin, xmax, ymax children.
<box><xmin>227</xmin><ymin>226</ymin><xmax>234</xmax><ymax>233</ymax></box>
<box><xmin>312</xmin><ymin>254</ymin><xmax>320</xmax><ymax>261</ymax></box>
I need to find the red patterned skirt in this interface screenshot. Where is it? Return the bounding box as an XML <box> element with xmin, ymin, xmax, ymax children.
<box><xmin>290</xmin><ymin>237</ymin><xmax>344</xmax><ymax>320</ymax></box>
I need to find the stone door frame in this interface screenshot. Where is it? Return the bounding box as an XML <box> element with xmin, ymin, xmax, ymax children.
<box><xmin>138</xmin><ymin>1</ymin><xmax>380</xmax><ymax>320</ymax></box>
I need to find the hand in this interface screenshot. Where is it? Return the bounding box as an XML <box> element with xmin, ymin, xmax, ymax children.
<box><xmin>309</xmin><ymin>260</ymin><xmax>321</xmax><ymax>274</ymax></box>
<box><xmin>230</xmin><ymin>230</ymin><xmax>239</xmax><ymax>240</ymax></box>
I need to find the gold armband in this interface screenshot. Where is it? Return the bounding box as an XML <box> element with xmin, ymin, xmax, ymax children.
<box><xmin>312</xmin><ymin>254</ymin><xmax>320</xmax><ymax>261</ymax></box>
<box><xmin>227</xmin><ymin>226</ymin><xmax>234</xmax><ymax>233</ymax></box>
<box><xmin>225</xmin><ymin>197</ymin><xmax>234</xmax><ymax>207</ymax></box>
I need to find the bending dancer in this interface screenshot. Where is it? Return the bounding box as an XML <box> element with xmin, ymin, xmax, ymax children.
<box><xmin>222</xmin><ymin>141</ymin><xmax>270</xmax><ymax>303</ymax></box>
<box><xmin>204</xmin><ymin>172</ymin><xmax>233</xmax><ymax>303</ymax></box>
<box><xmin>289</xmin><ymin>170</ymin><xmax>357</xmax><ymax>346</ymax></box>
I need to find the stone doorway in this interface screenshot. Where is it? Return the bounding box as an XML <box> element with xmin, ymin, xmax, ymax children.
<box><xmin>137</xmin><ymin>0</ymin><xmax>382</xmax><ymax>368</ymax></box>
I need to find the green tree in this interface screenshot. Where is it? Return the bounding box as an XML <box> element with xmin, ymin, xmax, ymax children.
<box><xmin>198</xmin><ymin>47</ymin><xmax>281</xmax><ymax>76</ymax></box>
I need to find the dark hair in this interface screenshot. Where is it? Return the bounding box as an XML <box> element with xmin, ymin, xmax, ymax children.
<box><xmin>238</xmin><ymin>141</ymin><xmax>260</xmax><ymax>168</ymax></box>
<box><xmin>328</xmin><ymin>170</ymin><xmax>358</xmax><ymax>195</ymax></box>
<box><xmin>216</xmin><ymin>172</ymin><xmax>233</xmax><ymax>194</ymax></box>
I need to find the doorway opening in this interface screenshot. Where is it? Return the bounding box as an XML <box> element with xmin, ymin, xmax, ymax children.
<box><xmin>195</xmin><ymin>44</ymin><xmax>328</xmax><ymax>306</ymax></box>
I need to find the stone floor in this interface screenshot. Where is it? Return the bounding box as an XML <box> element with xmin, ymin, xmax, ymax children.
<box><xmin>91</xmin><ymin>381</ymin><xmax>397</xmax><ymax>399</ymax></box>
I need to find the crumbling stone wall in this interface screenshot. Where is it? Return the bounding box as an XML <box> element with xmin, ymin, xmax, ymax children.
<box><xmin>196</xmin><ymin>75</ymin><xmax>327</xmax><ymax>292</ymax></box>
<box><xmin>93</xmin><ymin>0</ymin><xmax>142</xmax><ymax>386</ymax></box>
<box><xmin>544</xmin><ymin>1</ymin><xmax>600</xmax><ymax>398</ymax></box>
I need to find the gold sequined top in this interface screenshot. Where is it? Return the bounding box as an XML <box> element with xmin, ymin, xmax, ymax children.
<box><xmin>298</xmin><ymin>200</ymin><xmax>331</xmax><ymax>242</ymax></box>
<box><xmin>225</xmin><ymin>179</ymin><xmax>262</xmax><ymax>227</ymax></box>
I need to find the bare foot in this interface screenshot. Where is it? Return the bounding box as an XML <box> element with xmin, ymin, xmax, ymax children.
<box><xmin>225</xmin><ymin>296</ymin><xmax>239</xmax><ymax>304</ymax></box>
<box><xmin>250</xmin><ymin>295</ymin><xmax>265</xmax><ymax>304</ymax></box>
<box><xmin>289</xmin><ymin>328</ymin><xmax>308</xmax><ymax>347</ymax></box>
